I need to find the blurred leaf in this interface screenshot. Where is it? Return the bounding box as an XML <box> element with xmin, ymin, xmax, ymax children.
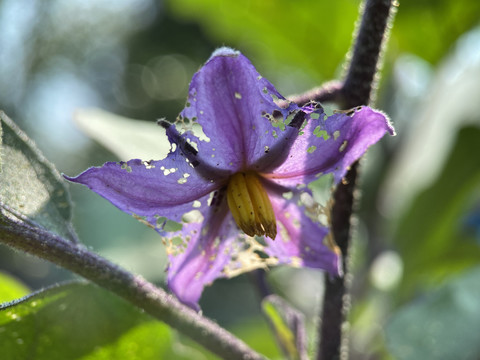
<box><xmin>0</xmin><ymin>281</ymin><xmax>195</xmax><ymax>360</ymax></box>
<box><xmin>0</xmin><ymin>272</ymin><xmax>29</xmax><ymax>304</ymax></box>
<box><xmin>394</xmin><ymin>126</ymin><xmax>480</xmax><ymax>298</ymax></box>
<box><xmin>74</xmin><ymin>109</ymin><xmax>170</xmax><ymax>161</ymax></box>
<box><xmin>0</xmin><ymin>112</ymin><xmax>77</xmax><ymax>242</ymax></box>
<box><xmin>262</xmin><ymin>295</ymin><xmax>307</xmax><ymax>360</ymax></box>
<box><xmin>228</xmin><ymin>319</ymin><xmax>282</xmax><ymax>360</ymax></box>
<box><xmin>392</xmin><ymin>1</ymin><xmax>480</xmax><ymax>65</ymax></box>
<box><xmin>168</xmin><ymin>317</ymin><xmax>282</xmax><ymax>360</ymax></box>
<box><xmin>168</xmin><ymin>0</ymin><xmax>360</xmax><ymax>87</ymax></box>
<box><xmin>168</xmin><ymin>0</ymin><xmax>480</xmax><ymax>90</ymax></box>
<box><xmin>386</xmin><ymin>266</ymin><xmax>480</xmax><ymax>360</ymax></box>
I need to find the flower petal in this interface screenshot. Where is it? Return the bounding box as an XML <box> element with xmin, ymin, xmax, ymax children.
<box><xmin>263</xmin><ymin>185</ymin><xmax>341</xmax><ymax>276</ymax></box>
<box><xmin>64</xmin><ymin>145</ymin><xmax>220</xmax><ymax>228</ymax></box>
<box><xmin>267</xmin><ymin>107</ymin><xmax>395</xmax><ymax>187</ymax></box>
<box><xmin>180</xmin><ymin>47</ymin><xmax>300</xmax><ymax>172</ymax></box>
<box><xmin>166</xmin><ymin>198</ymin><xmax>239</xmax><ymax>309</ymax></box>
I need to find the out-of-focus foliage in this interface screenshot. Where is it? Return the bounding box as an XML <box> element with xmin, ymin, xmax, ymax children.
<box><xmin>168</xmin><ymin>0</ymin><xmax>480</xmax><ymax>87</ymax></box>
<box><xmin>169</xmin><ymin>0</ymin><xmax>360</xmax><ymax>87</ymax></box>
<box><xmin>386</xmin><ymin>266</ymin><xmax>480</xmax><ymax>360</ymax></box>
<box><xmin>392</xmin><ymin>0</ymin><xmax>480</xmax><ymax>64</ymax></box>
<box><xmin>1</xmin><ymin>0</ymin><xmax>480</xmax><ymax>358</ymax></box>
<box><xmin>0</xmin><ymin>281</ymin><xmax>198</xmax><ymax>360</ymax></box>
<box><xmin>74</xmin><ymin>109</ymin><xmax>170</xmax><ymax>161</ymax></box>
<box><xmin>0</xmin><ymin>273</ymin><xmax>29</xmax><ymax>303</ymax></box>
<box><xmin>262</xmin><ymin>295</ymin><xmax>307</xmax><ymax>360</ymax></box>
<box><xmin>394</xmin><ymin>126</ymin><xmax>480</xmax><ymax>299</ymax></box>
<box><xmin>0</xmin><ymin>112</ymin><xmax>77</xmax><ymax>242</ymax></box>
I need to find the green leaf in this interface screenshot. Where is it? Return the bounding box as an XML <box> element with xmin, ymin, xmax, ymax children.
<box><xmin>394</xmin><ymin>126</ymin><xmax>480</xmax><ymax>299</ymax></box>
<box><xmin>0</xmin><ymin>272</ymin><xmax>29</xmax><ymax>304</ymax></box>
<box><xmin>386</xmin><ymin>266</ymin><xmax>480</xmax><ymax>360</ymax></box>
<box><xmin>262</xmin><ymin>295</ymin><xmax>307</xmax><ymax>360</ymax></box>
<box><xmin>0</xmin><ymin>281</ymin><xmax>194</xmax><ymax>360</ymax></box>
<box><xmin>393</xmin><ymin>1</ymin><xmax>480</xmax><ymax>65</ymax></box>
<box><xmin>168</xmin><ymin>0</ymin><xmax>360</xmax><ymax>88</ymax></box>
<box><xmin>74</xmin><ymin>108</ymin><xmax>170</xmax><ymax>161</ymax></box>
<box><xmin>181</xmin><ymin>318</ymin><xmax>281</xmax><ymax>360</ymax></box>
<box><xmin>0</xmin><ymin>112</ymin><xmax>77</xmax><ymax>242</ymax></box>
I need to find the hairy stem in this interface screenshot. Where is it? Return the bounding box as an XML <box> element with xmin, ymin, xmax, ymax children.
<box><xmin>287</xmin><ymin>81</ymin><xmax>343</xmax><ymax>106</ymax></box>
<box><xmin>0</xmin><ymin>216</ymin><xmax>265</xmax><ymax>360</ymax></box>
<box><xmin>342</xmin><ymin>0</ymin><xmax>396</xmax><ymax>108</ymax></box>
<box><xmin>315</xmin><ymin>1</ymin><xmax>396</xmax><ymax>359</ymax></box>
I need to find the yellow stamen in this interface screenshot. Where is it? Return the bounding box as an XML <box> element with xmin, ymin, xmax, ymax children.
<box><xmin>227</xmin><ymin>172</ymin><xmax>277</xmax><ymax>239</ymax></box>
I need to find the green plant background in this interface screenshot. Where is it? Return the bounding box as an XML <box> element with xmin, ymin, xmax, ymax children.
<box><xmin>1</xmin><ymin>0</ymin><xmax>480</xmax><ymax>358</ymax></box>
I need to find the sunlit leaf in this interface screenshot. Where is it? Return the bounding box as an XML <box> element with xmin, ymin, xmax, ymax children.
<box><xmin>0</xmin><ymin>112</ymin><xmax>77</xmax><ymax>242</ymax></box>
<box><xmin>386</xmin><ymin>266</ymin><xmax>480</xmax><ymax>360</ymax></box>
<box><xmin>0</xmin><ymin>281</ymin><xmax>195</xmax><ymax>360</ymax></box>
<box><xmin>0</xmin><ymin>272</ymin><xmax>29</xmax><ymax>304</ymax></box>
<box><xmin>168</xmin><ymin>0</ymin><xmax>360</xmax><ymax>90</ymax></box>
<box><xmin>262</xmin><ymin>295</ymin><xmax>307</xmax><ymax>360</ymax></box>
<box><xmin>394</xmin><ymin>126</ymin><xmax>480</xmax><ymax>298</ymax></box>
<box><xmin>74</xmin><ymin>108</ymin><xmax>170</xmax><ymax>161</ymax></box>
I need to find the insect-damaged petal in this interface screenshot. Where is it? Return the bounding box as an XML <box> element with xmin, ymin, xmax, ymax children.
<box><xmin>64</xmin><ymin>149</ymin><xmax>220</xmax><ymax>229</ymax></box>
<box><xmin>263</xmin><ymin>188</ymin><xmax>341</xmax><ymax>276</ymax></box>
<box><xmin>180</xmin><ymin>47</ymin><xmax>300</xmax><ymax>172</ymax></box>
<box><xmin>166</xmin><ymin>200</ymin><xmax>240</xmax><ymax>310</ymax></box>
<box><xmin>266</xmin><ymin>107</ymin><xmax>395</xmax><ymax>187</ymax></box>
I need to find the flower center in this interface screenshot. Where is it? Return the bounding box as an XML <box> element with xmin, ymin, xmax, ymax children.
<box><xmin>226</xmin><ymin>172</ymin><xmax>277</xmax><ymax>239</ymax></box>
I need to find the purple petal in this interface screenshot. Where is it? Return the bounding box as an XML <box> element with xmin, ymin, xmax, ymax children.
<box><xmin>263</xmin><ymin>185</ymin><xmax>341</xmax><ymax>276</ymax></box>
<box><xmin>267</xmin><ymin>107</ymin><xmax>395</xmax><ymax>187</ymax></box>
<box><xmin>180</xmin><ymin>47</ymin><xmax>300</xmax><ymax>172</ymax></box>
<box><xmin>167</xmin><ymin>199</ymin><xmax>239</xmax><ymax>309</ymax></box>
<box><xmin>64</xmin><ymin>146</ymin><xmax>221</xmax><ymax>228</ymax></box>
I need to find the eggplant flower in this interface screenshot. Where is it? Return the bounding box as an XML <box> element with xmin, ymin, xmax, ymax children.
<box><xmin>65</xmin><ymin>48</ymin><xmax>394</xmax><ymax>309</ymax></box>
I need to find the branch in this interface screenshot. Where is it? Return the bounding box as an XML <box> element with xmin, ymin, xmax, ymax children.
<box><xmin>0</xmin><ymin>215</ymin><xmax>266</xmax><ymax>360</ymax></box>
<box><xmin>315</xmin><ymin>1</ymin><xmax>396</xmax><ymax>359</ymax></box>
<box><xmin>287</xmin><ymin>81</ymin><xmax>343</xmax><ymax>107</ymax></box>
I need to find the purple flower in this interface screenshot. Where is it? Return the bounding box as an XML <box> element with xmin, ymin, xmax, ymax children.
<box><xmin>65</xmin><ymin>48</ymin><xmax>394</xmax><ymax>309</ymax></box>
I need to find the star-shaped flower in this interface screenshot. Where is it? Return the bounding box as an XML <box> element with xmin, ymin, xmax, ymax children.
<box><xmin>66</xmin><ymin>48</ymin><xmax>394</xmax><ymax>309</ymax></box>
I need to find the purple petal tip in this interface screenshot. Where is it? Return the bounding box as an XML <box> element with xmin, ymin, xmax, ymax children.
<box><xmin>209</xmin><ymin>47</ymin><xmax>240</xmax><ymax>59</ymax></box>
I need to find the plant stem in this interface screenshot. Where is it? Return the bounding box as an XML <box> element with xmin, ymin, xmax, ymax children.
<box><xmin>342</xmin><ymin>0</ymin><xmax>396</xmax><ymax>108</ymax></box>
<box><xmin>315</xmin><ymin>1</ymin><xmax>396</xmax><ymax>359</ymax></box>
<box><xmin>0</xmin><ymin>215</ymin><xmax>266</xmax><ymax>360</ymax></box>
<box><xmin>288</xmin><ymin>80</ymin><xmax>343</xmax><ymax>106</ymax></box>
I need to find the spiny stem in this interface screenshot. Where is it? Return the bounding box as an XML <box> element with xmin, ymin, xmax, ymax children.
<box><xmin>342</xmin><ymin>0</ymin><xmax>396</xmax><ymax>108</ymax></box>
<box><xmin>0</xmin><ymin>216</ymin><xmax>266</xmax><ymax>360</ymax></box>
<box><xmin>315</xmin><ymin>1</ymin><xmax>396</xmax><ymax>359</ymax></box>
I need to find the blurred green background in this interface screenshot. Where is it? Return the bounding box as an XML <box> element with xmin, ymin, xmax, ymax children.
<box><xmin>1</xmin><ymin>0</ymin><xmax>480</xmax><ymax>358</ymax></box>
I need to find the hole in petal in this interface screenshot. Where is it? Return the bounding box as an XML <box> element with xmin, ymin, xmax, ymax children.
<box><xmin>223</xmin><ymin>236</ymin><xmax>278</xmax><ymax>278</ymax></box>
<box><xmin>313</xmin><ymin>126</ymin><xmax>331</xmax><ymax>140</ymax></box>
<box><xmin>164</xmin><ymin>220</ymin><xmax>182</xmax><ymax>232</ymax></box>
<box><xmin>333</xmin><ymin>130</ymin><xmax>340</xmax><ymax>140</ymax></box>
<box><xmin>120</xmin><ymin>162</ymin><xmax>132</xmax><ymax>172</ymax></box>
<box><xmin>282</xmin><ymin>192</ymin><xmax>293</xmax><ymax>200</ymax></box>
<box><xmin>182</xmin><ymin>209</ymin><xmax>204</xmax><ymax>223</ymax></box>
<box><xmin>142</xmin><ymin>160</ymin><xmax>156</xmax><ymax>169</ymax></box>
<box><xmin>191</xmin><ymin>123</ymin><xmax>210</xmax><ymax>142</ymax></box>
<box><xmin>163</xmin><ymin>167</ymin><xmax>177</xmax><ymax>176</ymax></box>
